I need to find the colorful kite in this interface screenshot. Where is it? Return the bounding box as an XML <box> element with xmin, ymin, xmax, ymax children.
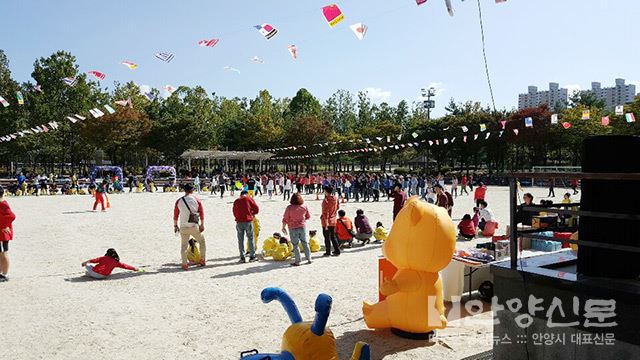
<box><xmin>164</xmin><ymin>85</ymin><xmax>176</xmax><ymax>95</ymax></box>
<box><xmin>322</xmin><ymin>4</ymin><xmax>345</xmax><ymax>27</ymax></box>
<box><xmin>626</xmin><ymin>113</ymin><xmax>636</xmax><ymax>123</ymax></box>
<box><xmin>0</xmin><ymin>95</ymin><xmax>9</xmax><ymax>107</ymax></box>
<box><xmin>104</xmin><ymin>104</ymin><xmax>116</xmax><ymax>114</ymax></box>
<box><xmin>288</xmin><ymin>45</ymin><xmax>297</xmax><ymax>60</ymax></box>
<box><xmin>480</xmin><ymin>123</ymin><xmax>487</xmax><ymax>132</ymax></box>
<box><xmin>416</xmin><ymin>0</ymin><xmax>428</xmax><ymax>5</ymax></box>
<box><xmin>144</xmin><ymin>92</ymin><xmax>155</xmax><ymax>101</ymax></box>
<box><xmin>198</xmin><ymin>38</ymin><xmax>220</xmax><ymax>47</ymax></box>
<box><xmin>349</xmin><ymin>23</ymin><xmax>367</xmax><ymax>40</ymax></box>
<box><xmin>562</xmin><ymin>122</ymin><xmax>572</xmax><ymax>129</ymax></box>
<box><xmin>445</xmin><ymin>0</ymin><xmax>454</xmax><ymax>16</ymax></box>
<box><xmin>615</xmin><ymin>105</ymin><xmax>624</xmax><ymax>116</ymax></box>
<box><xmin>250</xmin><ymin>56</ymin><xmax>265</xmax><ymax>64</ymax></box>
<box><xmin>62</xmin><ymin>77</ymin><xmax>77</xmax><ymax>86</ymax></box>
<box><xmin>155</xmin><ymin>52</ymin><xmax>175</xmax><ymax>63</ymax></box>
<box><xmin>551</xmin><ymin>114</ymin><xmax>558</xmax><ymax>125</ymax></box>
<box><xmin>122</xmin><ymin>60</ymin><xmax>138</xmax><ymax>70</ymax></box>
<box><xmin>500</xmin><ymin>120</ymin><xmax>507</xmax><ymax>129</ymax></box>
<box><xmin>254</xmin><ymin>24</ymin><xmax>278</xmax><ymax>40</ymax></box>
<box><xmin>224</xmin><ymin>66</ymin><xmax>241</xmax><ymax>74</ymax></box>
<box><xmin>581</xmin><ymin>110</ymin><xmax>590</xmax><ymax>120</ymax></box>
<box><xmin>16</xmin><ymin>92</ymin><xmax>24</xmax><ymax>105</ymax></box>
<box><xmin>601</xmin><ymin>116</ymin><xmax>610</xmax><ymax>126</ymax></box>
<box><xmin>88</xmin><ymin>71</ymin><xmax>106</xmax><ymax>81</ymax></box>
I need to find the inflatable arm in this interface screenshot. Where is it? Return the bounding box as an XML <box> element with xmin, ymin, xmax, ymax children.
<box><xmin>311</xmin><ymin>294</ymin><xmax>332</xmax><ymax>336</ymax></box>
<box><xmin>261</xmin><ymin>287</ymin><xmax>303</xmax><ymax>324</ymax></box>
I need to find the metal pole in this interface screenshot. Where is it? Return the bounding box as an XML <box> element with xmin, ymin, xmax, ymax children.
<box><xmin>509</xmin><ymin>177</ymin><xmax>518</xmax><ymax>269</ymax></box>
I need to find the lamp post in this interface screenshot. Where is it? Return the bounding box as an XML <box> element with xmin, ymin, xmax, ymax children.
<box><xmin>421</xmin><ymin>87</ymin><xmax>436</xmax><ymax>120</ymax></box>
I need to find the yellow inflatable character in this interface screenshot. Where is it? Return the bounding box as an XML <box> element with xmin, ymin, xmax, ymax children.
<box><xmin>186</xmin><ymin>238</ymin><xmax>202</xmax><ymax>264</ymax></box>
<box><xmin>363</xmin><ymin>197</ymin><xmax>456</xmax><ymax>337</ymax></box>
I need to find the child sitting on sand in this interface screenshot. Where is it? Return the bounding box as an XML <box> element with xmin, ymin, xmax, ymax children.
<box><xmin>81</xmin><ymin>248</ymin><xmax>140</xmax><ymax>279</ymax></box>
<box><xmin>457</xmin><ymin>214</ymin><xmax>476</xmax><ymax>241</ymax></box>
<box><xmin>186</xmin><ymin>238</ymin><xmax>202</xmax><ymax>265</ymax></box>
<box><xmin>308</xmin><ymin>230</ymin><xmax>321</xmax><ymax>252</ymax></box>
<box><xmin>373</xmin><ymin>222</ymin><xmax>388</xmax><ymax>243</ymax></box>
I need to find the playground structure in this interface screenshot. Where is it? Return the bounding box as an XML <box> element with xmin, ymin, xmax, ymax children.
<box><xmin>145</xmin><ymin>166</ymin><xmax>177</xmax><ymax>187</ymax></box>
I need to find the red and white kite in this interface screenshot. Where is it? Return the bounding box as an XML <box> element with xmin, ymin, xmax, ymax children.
<box><xmin>198</xmin><ymin>38</ymin><xmax>220</xmax><ymax>47</ymax></box>
<box><xmin>88</xmin><ymin>71</ymin><xmax>106</xmax><ymax>81</ymax></box>
<box><xmin>349</xmin><ymin>23</ymin><xmax>367</xmax><ymax>40</ymax></box>
<box><xmin>288</xmin><ymin>45</ymin><xmax>297</xmax><ymax>60</ymax></box>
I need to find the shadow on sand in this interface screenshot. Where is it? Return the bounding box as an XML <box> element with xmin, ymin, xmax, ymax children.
<box><xmin>336</xmin><ymin>328</ymin><xmax>437</xmax><ymax>359</ymax></box>
<box><xmin>64</xmin><ymin>270</ymin><xmax>152</xmax><ymax>282</ymax></box>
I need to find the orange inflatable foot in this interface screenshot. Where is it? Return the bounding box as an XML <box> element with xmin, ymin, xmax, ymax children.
<box><xmin>363</xmin><ymin>301</ymin><xmax>391</xmax><ymax>329</ymax></box>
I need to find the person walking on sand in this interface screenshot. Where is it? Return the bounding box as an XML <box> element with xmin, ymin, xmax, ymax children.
<box><xmin>0</xmin><ymin>186</ymin><xmax>16</xmax><ymax>282</ymax></box>
<box><xmin>173</xmin><ymin>184</ymin><xmax>207</xmax><ymax>270</ymax></box>
<box><xmin>320</xmin><ymin>186</ymin><xmax>341</xmax><ymax>257</ymax></box>
<box><xmin>233</xmin><ymin>190</ymin><xmax>260</xmax><ymax>263</ymax></box>
<box><xmin>282</xmin><ymin>193</ymin><xmax>312</xmax><ymax>266</ymax></box>
<box><xmin>392</xmin><ymin>182</ymin><xmax>407</xmax><ymax>221</ymax></box>
<box><xmin>548</xmin><ymin>178</ymin><xmax>555</xmax><ymax>198</ymax></box>
<box><xmin>93</xmin><ymin>180</ymin><xmax>108</xmax><ymax>212</ymax></box>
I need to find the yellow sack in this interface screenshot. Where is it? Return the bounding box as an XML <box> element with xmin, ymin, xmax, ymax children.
<box><xmin>186</xmin><ymin>239</ymin><xmax>202</xmax><ymax>264</ymax></box>
<box><xmin>309</xmin><ymin>235</ymin><xmax>321</xmax><ymax>253</ymax></box>
<box><xmin>373</xmin><ymin>226</ymin><xmax>388</xmax><ymax>242</ymax></box>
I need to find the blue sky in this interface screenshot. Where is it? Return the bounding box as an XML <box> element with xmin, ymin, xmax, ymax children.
<box><xmin>1</xmin><ymin>0</ymin><xmax>638</xmax><ymax>116</ymax></box>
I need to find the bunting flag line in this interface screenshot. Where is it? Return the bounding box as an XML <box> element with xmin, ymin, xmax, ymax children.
<box><xmin>562</xmin><ymin>122</ymin><xmax>572</xmax><ymax>129</ymax></box>
<box><xmin>198</xmin><ymin>38</ymin><xmax>220</xmax><ymax>47</ymax></box>
<box><xmin>288</xmin><ymin>45</ymin><xmax>297</xmax><ymax>59</ymax></box>
<box><xmin>615</xmin><ymin>105</ymin><xmax>624</xmax><ymax>116</ymax></box>
<box><xmin>16</xmin><ymin>92</ymin><xmax>24</xmax><ymax>105</ymax></box>
<box><xmin>62</xmin><ymin>77</ymin><xmax>77</xmax><ymax>86</ymax></box>
<box><xmin>480</xmin><ymin>123</ymin><xmax>487</xmax><ymax>132</ymax></box>
<box><xmin>88</xmin><ymin>71</ymin><xmax>106</xmax><ymax>81</ymax></box>
<box><xmin>223</xmin><ymin>66</ymin><xmax>241</xmax><ymax>74</ymax></box>
<box><xmin>461</xmin><ymin>126</ymin><xmax>468</xmax><ymax>133</ymax></box>
<box><xmin>104</xmin><ymin>105</ymin><xmax>116</xmax><ymax>114</ymax></box>
<box><xmin>551</xmin><ymin>114</ymin><xmax>558</xmax><ymax>125</ymax></box>
<box><xmin>473</xmin><ymin>134</ymin><xmax>479</xmax><ymax>140</ymax></box>
<box><xmin>485</xmin><ymin>132</ymin><xmax>491</xmax><ymax>139</ymax></box>
<box><xmin>75</xmin><ymin>114</ymin><xmax>86</xmax><ymax>121</ymax></box>
<box><xmin>322</xmin><ymin>4</ymin><xmax>345</xmax><ymax>27</ymax></box>
<box><xmin>254</xmin><ymin>24</ymin><xmax>278</xmax><ymax>40</ymax></box>
<box><xmin>463</xmin><ymin>135</ymin><xmax>467</xmax><ymax>143</ymax></box>
<box><xmin>626</xmin><ymin>113</ymin><xmax>636</xmax><ymax>123</ymax></box>
<box><xmin>0</xmin><ymin>95</ymin><xmax>10</xmax><ymax>107</ymax></box>
<box><xmin>89</xmin><ymin>108</ymin><xmax>105</xmax><ymax>118</ymax></box>
<box><xmin>155</xmin><ymin>52</ymin><xmax>175</xmax><ymax>63</ymax></box>
<box><xmin>412</xmin><ymin>132</ymin><xmax>419</xmax><ymax>138</ymax></box>
<box><xmin>499</xmin><ymin>130</ymin><xmax>504</xmax><ymax>137</ymax></box>
<box><xmin>581</xmin><ymin>110</ymin><xmax>590</xmax><ymax>120</ymax></box>
<box><xmin>251</xmin><ymin>56</ymin><xmax>265</xmax><ymax>64</ymax></box>
<box><xmin>601</xmin><ymin>116</ymin><xmax>610</xmax><ymax>126</ymax></box>
<box><xmin>524</xmin><ymin>117</ymin><xmax>533</xmax><ymax>128</ymax></box>
<box><xmin>513</xmin><ymin>129</ymin><xmax>519</xmax><ymax>135</ymax></box>
<box><xmin>115</xmin><ymin>98</ymin><xmax>132</xmax><ymax>107</ymax></box>
<box><xmin>66</xmin><ymin>116</ymin><xmax>79</xmax><ymax>123</ymax></box>
<box><xmin>349</xmin><ymin>23</ymin><xmax>367</xmax><ymax>40</ymax></box>
<box><xmin>35</xmin><ymin>84</ymin><xmax>43</xmax><ymax>93</ymax></box>
<box><xmin>121</xmin><ymin>60</ymin><xmax>138</xmax><ymax>70</ymax></box>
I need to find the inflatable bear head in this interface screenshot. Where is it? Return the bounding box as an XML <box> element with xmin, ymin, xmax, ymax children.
<box><xmin>383</xmin><ymin>197</ymin><xmax>456</xmax><ymax>272</ymax></box>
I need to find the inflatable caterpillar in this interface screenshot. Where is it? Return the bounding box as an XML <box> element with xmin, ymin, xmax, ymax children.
<box><xmin>240</xmin><ymin>287</ymin><xmax>370</xmax><ymax>360</ymax></box>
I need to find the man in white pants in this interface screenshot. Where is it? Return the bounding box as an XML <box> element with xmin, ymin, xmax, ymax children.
<box><xmin>173</xmin><ymin>184</ymin><xmax>206</xmax><ymax>270</ymax></box>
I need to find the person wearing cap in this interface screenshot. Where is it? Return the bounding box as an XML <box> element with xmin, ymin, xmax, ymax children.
<box><xmin>173</xmin><ymin>183</ymin><xmax>206</xmax><ymax>270</ymax></box>
<box><xmin>233</xmin><ymin>190</ymin><xmax>260</xmax><ymax>263</ymax></box>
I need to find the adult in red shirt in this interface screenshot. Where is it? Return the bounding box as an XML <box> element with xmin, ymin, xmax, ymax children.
<box><xmin>474</xmin><ymin>182</ymin><xmax>488</xmax><ymax>208</ymax></box>
<box><xmin>460</xmin><ymin>175</ymin><xmax>469</xmax><ymax>195</ymax></box>
<box><xmin>392</xmin><ymin>182</ymin><xmax>407</xmax><ymax>221</ymax></box>
<box><xmin>320</xmin><ymin>186</ymin><xmax>341</xmax><ymax>256</ymax></box>
<box><xmin>0</xmin><ymin>186</ymin><xmax>16</xmax><ymax>282</ymax></box>
<box><xmin>81</xmin><ymin>248</ymin><xmax>139</xmax><ymax>279</ymax></box>
<box><xmin>233</xmin><ymin>190</ymin><xmax>260</xmax><ymax>263</ymax></box>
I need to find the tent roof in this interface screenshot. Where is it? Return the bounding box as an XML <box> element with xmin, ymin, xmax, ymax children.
<box><xmin>180</xmin><ymin>150</ymin><xmax>274</xmax><ymax>161</ymax></box>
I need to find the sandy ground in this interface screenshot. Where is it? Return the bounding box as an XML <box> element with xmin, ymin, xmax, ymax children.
<box><xmin>0</xmin><ymin>185</ymin><xmax>571</xmax><ymax>360</ymax></box>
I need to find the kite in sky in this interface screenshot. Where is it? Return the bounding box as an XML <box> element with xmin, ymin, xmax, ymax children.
<box><xmin>62</xmin><ymin>77</ymin><xmax>77</xmax><ymax>86</ymax></box>
<box><xmin>224</xmin><ymin>66</ymin><xmax>241</xmax><ymax>74</ymax></box>
<box><xmin>288</xmin><ymin>45</ymin><xmax>297</xmax><ymax>60</ymax></box>
<box><xmin>254</xmin><ymin>24</ymin><xmax>278</xmax><ymax>40</ymax></box>
<box><xmin>322</xmin><ymin>4</ymin><xmax>345</xmax><ymax>27</ymax></box>
<box><xmin>250</xmin><ymin>56</ymin><xmax>265</xmax><ymax>64</ymax></box>
<box><xmin>155</xmin><ymin>52</ymin><xmax>175</xmax><ymax>63</ymax></box>
<box><xmin>164</xmin><ymin>85</ymin><xmax>176</xmax><ymax>95</ymax></box>
<box><xmin>198</xmin><ymin>38</ymin><xmax>220</xmax><ymax>47</ymax></box>
<box><xmin>88</xmin><ymin>70</ymin><xmax>106</xmax><ymax>81</ymax></box>
<box><xmin>122</xmin><ymin>60</ymin><xmax>138</xmax><ymax>70</ymax></box>
<box><xmin>416</xmin><ymin>0</ymin><xmax>428</xmax><ymax>5</ymax></box>
<box><xmin>445</xmin><ymin>0</ymin><xmax>454</xmax><ymax>16</ymax></box>
<box><xmin>349</xmin><ymin>23</ymin><xmax>367</xmax><ymax>40</ymax></box>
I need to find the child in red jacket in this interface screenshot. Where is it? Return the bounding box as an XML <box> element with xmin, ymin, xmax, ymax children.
<box><xmin>81</xmin><ymin>248</ymin><xmax>140</xmax><ymax>279</ymax></box>
<box><xmin>457</xmin><ymin>214</ymin><xmax>477</xmax><ymax>240</ymax></box>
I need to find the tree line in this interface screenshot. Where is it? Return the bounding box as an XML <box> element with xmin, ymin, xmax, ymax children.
<box><xmin>1</xmin><ymin>49</ymin><xmax>639</xmax><ymax>176</ymax></box>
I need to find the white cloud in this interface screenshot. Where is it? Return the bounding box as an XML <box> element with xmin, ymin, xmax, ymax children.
<box><xmin>362</xmin><ymin>87</ymin><xmax>392</xmax><ymax>103</ymax></box>
<box><xmin>564</xmin><ymin>84</ymin><xmax>582</xmax><ymax>95</ymax></box>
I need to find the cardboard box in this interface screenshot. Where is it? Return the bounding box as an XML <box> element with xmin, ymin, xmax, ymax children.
<box><xmin>532</xmin><ymin>215</ymin><xmax>558</xmax><ymax>229</ymax></box>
